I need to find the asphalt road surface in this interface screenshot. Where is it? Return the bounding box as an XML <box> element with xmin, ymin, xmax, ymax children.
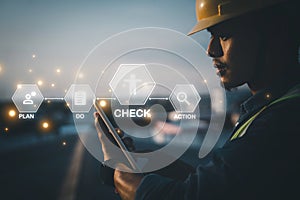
<box><xmin>0</xmin><ymin>133</ymin><xmax>120</xmax><ymax>200</ymax></box>
<box><xmin>0</xmin><ymin>128</ymin><xmax>230</xmax><ymax>200</ymax></box>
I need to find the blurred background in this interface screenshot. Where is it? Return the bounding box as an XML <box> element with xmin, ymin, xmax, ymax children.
<box><xmin>0</xmin><ymin>0</ymin><xmax>251</xmax><ymax>199</ymax></box>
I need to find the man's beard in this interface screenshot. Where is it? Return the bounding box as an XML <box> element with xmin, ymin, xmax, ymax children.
<box><xmin>220</xmin><ymin>80</ymin><xmax>238</xmax><ymax>92</ymax></box>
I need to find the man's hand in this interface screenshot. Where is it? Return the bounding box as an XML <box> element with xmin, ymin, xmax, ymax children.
<box><xmin>114</xmin><ymin>167</ymin><xmax>143</xmax><ymax>200</ymax></box>
<box><xmin>94</xmin><ymin>112</ymin><xmax>135</xmax><ymax>162</ymax></box>
<box><xmin>94</xmin><ymin>112</ymin><xmax>138</xmax><ymax>188</ymax></box>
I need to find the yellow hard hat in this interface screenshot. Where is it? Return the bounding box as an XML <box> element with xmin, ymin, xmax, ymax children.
<box><xmin>188</xmin><ymin>0</ymin><xmax>289</xmax><ymax>35</ymax></box>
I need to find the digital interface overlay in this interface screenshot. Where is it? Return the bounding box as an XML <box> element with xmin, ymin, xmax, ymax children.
<box><xmin>10</xmin><ymin>28</ymin><xmax>227</xmax><ymax>173</ymax></box>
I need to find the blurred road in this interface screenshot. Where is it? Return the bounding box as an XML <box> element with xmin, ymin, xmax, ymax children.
<box><xmin>0</xmin><ymin>127</ymin><xmax>231</xmax><ymax>200</ymax></box>
<box><xmin>0</xmin><ymin>133</ymin><xmax>119</xmax><ymax>200</ymax></box>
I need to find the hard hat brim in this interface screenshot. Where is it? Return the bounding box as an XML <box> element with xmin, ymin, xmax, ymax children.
<box><xmin>188</xmin><ymin>0</ymin><xmax>288</xmax><ymax>36</ymax></box>
<box><xmin>188</xmin><ymin>14</ymin><xmax>237</xmax><ymax>36</ymax></box>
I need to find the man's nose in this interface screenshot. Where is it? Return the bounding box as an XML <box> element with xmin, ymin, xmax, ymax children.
<box><xmin>206</xmin><ymin>37</ymin><xmax>223</xmax><ymax>58</ymax></box>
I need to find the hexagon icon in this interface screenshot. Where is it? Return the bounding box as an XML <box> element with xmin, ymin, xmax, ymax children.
<box><xmin>169</xmin><ymin>84</ymin><xmax>201</xmax><ymax>113</ymax></box>
<box><xmin>109</xmin><ymin>64</ymin><xmax>156</xmax><ymax>105</ymax></box>
<box><xmin>64</xmin><ymin>84</ymin><xmax>95</xmax><ymax>113</ymax></box>
<box><xmin>12</xmin><ymin>84</ymin><xmax>44</xmax><ymax>113</ymax></box>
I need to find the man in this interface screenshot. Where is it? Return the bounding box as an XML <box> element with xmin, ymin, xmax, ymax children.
<box><xmin>96</xmin><ymin>0</ymin><xmax>300</xmax><ymax>199</ymax></box>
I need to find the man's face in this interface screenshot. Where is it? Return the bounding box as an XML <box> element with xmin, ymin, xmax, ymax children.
<box><xmin>207</xmin><ymin>18</ymin><xmax>261</xmax><ymax>90</ymax></box>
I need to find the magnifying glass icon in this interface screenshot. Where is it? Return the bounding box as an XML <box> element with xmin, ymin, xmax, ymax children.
<box><xmin>176</xmin><ymin>92</ymin><xmax>191</xmax><ymax>105</ymax></box>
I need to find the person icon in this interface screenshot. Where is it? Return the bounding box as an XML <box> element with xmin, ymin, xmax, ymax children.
<box><xmin>23</xmin><ymin>92</ymin><xmax>36</xmax><ymax>105</ymax></box>
<box><xmin>23</xmin><ymin>94</ymin><xmax>33</xmax><ymax>105</ymax></box>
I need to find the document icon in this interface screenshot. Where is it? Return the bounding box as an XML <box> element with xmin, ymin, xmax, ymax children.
<box><xmin>74</xmin><ymin>91</ymin><xmax>86</xmax><ymax>106</ymax></box>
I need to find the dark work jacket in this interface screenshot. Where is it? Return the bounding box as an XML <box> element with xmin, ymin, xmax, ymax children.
<box><xmin>135</xmin><ymin>83</ymin><xmax>300</xmax><ymax>200</ymax></box>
